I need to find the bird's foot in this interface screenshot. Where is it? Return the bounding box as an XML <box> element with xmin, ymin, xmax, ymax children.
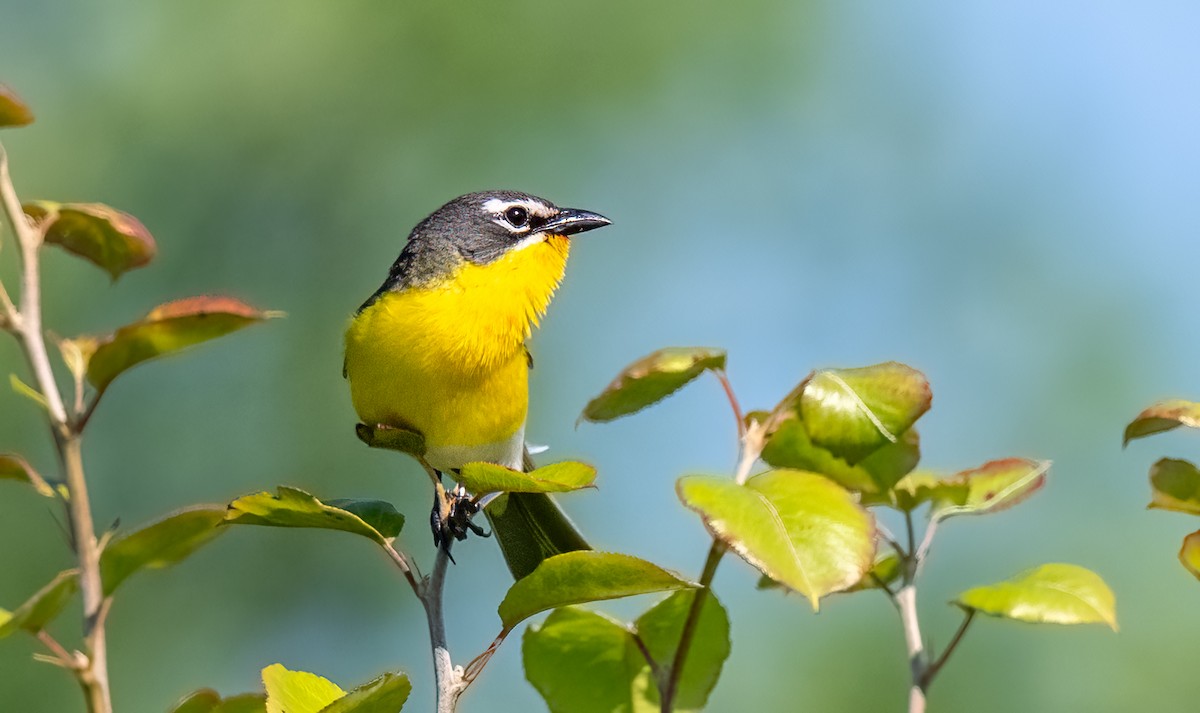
<box><xmin>431</xmin><ymin>482</ymin><xmax>491</xmax><ymax>562</ymax></box>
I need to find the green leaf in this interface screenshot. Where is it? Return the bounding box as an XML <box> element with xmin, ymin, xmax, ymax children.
<box><xmin>458</xmin><ymin>461</ymin><xmax>597</xmax><ymax>496</ymax></box>
<box><xmin>1124</xmin><ymin>399</ymin><xmax>1200</xmax><ymax>445</ymax></box>
<box><xmin>1179</xmin><ymin>530</ymin><xmax>1200</xmax><ymax>581</ymax></box>
<box><xmin>954</xmin><ymin>563</ymin><xmax>1118</xmax><ymax>631</ymax></box>
<box><xmin>523</xmin><ymin>607</ymin><xmax>653</xmax><ymax>713</ymax></box>
<box><xmin>169</xmin><ymin>691</ymin><xmax>266</xmax><ymax>713</ymax></box>
<box><xmin>263</xmin><ymin>664</ymin><xmax>345</xmax><ymax>713</ymax></box>
<box><xmin>85</xmin><ymin>296</ymin><xmax>280</xmax><ymax>394</ymax></box>
<box><xmin>323</xmin><ymin>500</ymin><xmax>405</xmax><ymax>539</ymax></box>
<box><xmin>0</xmin><ymin>453</ymin><xmax>56</xmax><ymax>498</ymax></box>
<box><xmin>1148</xmin><ymin>458</ymin><xmax>1200</xmax><ymax>515</ymax></box>
<box><xmin>169</xmin><ymin>690</ymin><xmax>221</xmax><ymax>713</ymax></box>
<box><xmin>581</xmin><ymin>347</ymin><xmax>726</xmax><ymax>423</ymax></box>
<box><xmin>498</xmin><ymin>551</ymin><xmax>694</xmax><ymax>631</ymax></box>
<box><xmin>0</xmin><ymin>85</ymin><xmax>34</xmax><ymax>127</ymax></box>
<box><xmin>794</xmin><ymin>362</ymin><xmax>931</xmax><ymax>464</ymax></box>
<box><xmin>100</xmin><ymin>506</ymin><xmax>227</xmax><ymax>596</ymax></box>
<box><xmin>931</xmin><ymin>459</ymin><xmax>1048</xmax><ymax>520</ymax></box>
<box><xmin>761</xmin><ymin>417</ymin><xmax>920</xmax><ymax>494</ymax></box>
<box><xmin>634</xmin><ymin>590</ymin><xmax>730</xmax><ymax>711</ymax></box>
<box><xmin>319</xmin><ymin>672</ymin><xmax>411</xmax><ymax>713</ymax></box>
<box><xmin>354</xmin><ymin>422</ymin><xmax>426</xmax><ymax>458</ymax></box>
<box><xmin>23</xmin><ymin>201</ymin><xmax>155</xmax><ymax>279</ymax></box>
<box><xmin>0</xmin><ymin>569</ymin><xmax>79</xmax><ymax>639</ymax></box>
<box><xmin>9</xmin><ymin>373</ymin><xmax>48</xmax><ymax>410</ymax></box>
<box><xmin>225</xmin><ymin>487</ymin><xmax>400</xmax><ymax>545</ymax></box>
<box><xmin>677</xmin><ymin>471</ymin><xmax>875</xmax><ymax>610</ymax></box>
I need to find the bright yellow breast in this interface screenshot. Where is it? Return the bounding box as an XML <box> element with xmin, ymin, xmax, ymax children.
<box><xmin>344</xmin><ymin>236</ymin><xmax>570</xmax><ymax>450</ymax></box>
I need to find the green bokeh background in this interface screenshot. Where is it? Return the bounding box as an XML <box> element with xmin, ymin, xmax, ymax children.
<box><xmin>2</xmin><ymin>1</ymin><xmax>1198</xmax><ymax>711</ymax></box>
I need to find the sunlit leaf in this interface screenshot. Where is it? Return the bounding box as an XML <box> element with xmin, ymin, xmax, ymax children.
<box><xmin>793</xmin><ymin>362</ymin><xmax>931</xmax><ymax>464</ymax></box>
<box><xmin>100</xmin><ymin>506</ymin><xmax>227</xmax><ymax>596</ymax></box>
<box><xmin>634</xmin><ymin>590</ymin><xmax>730</xmax><ymax>711</ymax></box>
<box><xmin>931</xmin><ymin>459</ymin><xmax>1048</xmax><ymax>520</ymax></box>
<box><xmin>458</xmin><ymin>461</ymin><xmax>596</xmax><ymax>496</ymax></box>
<box><xmin>1179</xmin><ymin>530</ymin><xmax>1200</xmax><ymax>581</ymax></box>
<box><xmin>169</xmin><ymin>690</ymin><xmax>221</xmax><ymax>713</ymax></box>
<box><xmin>354</xmin><ymin>422</ymin><xmax>426</xmax><ymax>458</ymax></box>
<box><xmin>761</xmin><ymin>416</ymin><xmax>920</xmax><ymax>494</ymax></box>
<box><xmin>319</xmin><ymin>672</ymin><xmax>411</xmax><ymax>713</ymax></box>
<box><xmin>1148</xmin><ymin>458</ymin><xmax>1200</xmax><ymax>515</ymax></box>
<box><xmin>262</xmin><ymin>664</ymin><xmax>345</xmax><ymax>713</ymax></box>
<box><xmin>498</xmin><ymin>551</ymin><xmax>694</xmax><ymax>631</ymax></box>
<box><xmin>0</xmin><ymin>569</ymin><xmax>78</xmax><ymax>639</ymax></box>
<box><xmin>0</xmin><ymin>85</ymin><xmax>34</xmax><ymax>127</ymax></box>
<box><xmin>954</xmin><ymin>563</ymin><xmax>1117</xmax><ymax>631</ymax></box>
<box><xmin>225</xmin><ymin>487</ymin><xmax>401</xmax><ymax>545</ymax></box>
<box><xmin>322</xmin><ymin>500</ymin><xmax>405</xmax><ymax>539</ymax></box>
<box><xmin>1124</xmin><ymin>399</ymin><xmax>1200</xmax><ymax>445</ymax></box>
<box><xmin>86</xmin><ymin>296</ymin><xmax>280</xmax><ymax>394</ymax></box>
<box><xmin>0</xmin><ymin>453</ymin><xmax>56</xmax><ymax>498</ymax></box>
<box><xmin>581</xmin><ymin>347</ymin><xmax>726</xmax><ymax>423</ymax></box>
<box><xmin>523</xmin><ymin>608</ymin><xmax>652</xmax><ymax>713</ymax></box>
<box><xmin>677</xmin><ymin>471</ymin><xmax>874</xmax><ymax>609</ymax></box>
<box><xmin>23</xmin><ymin>201</ymin><xmax>155</xmax><ymax>279</ymax></box>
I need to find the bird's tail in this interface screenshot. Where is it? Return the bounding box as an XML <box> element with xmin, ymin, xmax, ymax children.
<box><xmin>483</xmin><ymin>447</ymin><xmax>591</xmax><ymax>580</ymax></box>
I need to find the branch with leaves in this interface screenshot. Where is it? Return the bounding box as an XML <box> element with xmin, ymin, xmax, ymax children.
<box><xmin>0</xmin><ymin>86</ymin><xmax>274</xmax><ymax>713</ymax></box>
<box><xmin>558</xmin><ymin>348</ymin><xmax>1118</xmax><ymax>713</ymax></box>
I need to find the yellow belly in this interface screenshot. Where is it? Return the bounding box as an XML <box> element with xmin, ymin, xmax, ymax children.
<box><xmin>344</xmin><ymin>235</ymin><xmax>569</xmax><ymax>465</ymax></box>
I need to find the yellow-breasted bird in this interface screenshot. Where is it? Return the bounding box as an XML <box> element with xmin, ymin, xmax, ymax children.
<box><xmin>344</xmin><ymin>190</ymin><xmax>611</xmax><ymax>578</ymax></box>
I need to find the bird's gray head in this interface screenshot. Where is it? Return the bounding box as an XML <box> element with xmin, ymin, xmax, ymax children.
<box><xmin>413</xmin><ymin>190</ymin><xmax>611</xmax><ymax>265</ymax></box>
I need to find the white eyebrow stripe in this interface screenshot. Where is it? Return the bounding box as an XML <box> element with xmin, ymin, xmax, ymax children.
<box><xmin>481</xmin><ymin>197</ymin><xmax>556</xmax><ymax>219</ymax></box>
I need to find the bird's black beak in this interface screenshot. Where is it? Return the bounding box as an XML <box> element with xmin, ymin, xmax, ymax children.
<box><xmin>541</xmin><ymin>208</ymin><xmax>612</xmax><ymax>236</ymax></box>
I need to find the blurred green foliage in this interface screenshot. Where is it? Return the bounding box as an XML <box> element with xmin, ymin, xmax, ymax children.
<box><xmin>3</xmin><ymin>1</ymin><xmax>1200</xmax><ymax>711</ymax></box>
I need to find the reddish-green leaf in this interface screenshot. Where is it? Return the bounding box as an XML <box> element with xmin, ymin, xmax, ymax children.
<box><xmin>458</xmin><ymin>461</ymin><xmax>597</xmax><ymax>496</ymax></box>
<box><xmin>0</xmin><ymin>85</ymin><xmax>34</xmax><ymax>127</ymax></box>
<box><xmin>0</xmin><ymin>453</ymin><xmax>56</xmax><ymax>498</ymax></box>
<box><xmin>23</xmin><ymin>200</ymin><xmax>155</xmax><ymax>279</ymax></box>
<box><xmin>85</xmin><ymin>296</ymin><xmax>279</xmax><ymax>393</ymax></box>
<box><xmin>581</xmin><ymin>347</ymin><xmax>726</xmax><ymax>423</ymax></box>
<box><xmin>1179</xmin><ymin>530</ymin><xmax>1200</xmax><ymax>581</ymax></box>
<box><xmin>1124</xmin><ymin>400</ymin><xmax>1200</xmax><ymax>445</ymax></box>
<box><xmin>225</xmin><ymin>487</ymin><xmax>403</xmax><ymax>545</ymax></box>
<box><xmin>100</xmin><ymin>506</ymin><xmax>227</xmax><ymax>596</ymax></box>
<box><xmin>498</xmin><ymin>551</ymin><xmax>694</xmax><ymax>631</ymax></box>
<box><xmin>0</xmin><ymin>569</ymin><xmax>79</xmax><ymax>639</ymax></box>
<box><xmin>931</xmin><ymin>458</ymin><xmax>1048</xmax><ymax>520</ymax></box>
<box><xmin>954</xmin><ymin>563</ymin><xmax>1117</xmax><ymax>631</ymax></box>
<box><xmin>1148</xmin><ymin>458</ymin><xmax>1200</xmax><ymax>515</ymax></box>
<box><xmin>794</xmin><ymin>362</ymin><xmax>931</xmax><ymax>464</ymax></box>
<box><xmin>678</xmin><ymin>471</ymin><xmax>875</xmax><ymax>609</ymax></box>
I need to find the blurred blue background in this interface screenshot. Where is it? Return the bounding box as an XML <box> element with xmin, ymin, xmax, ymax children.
<box><xmin>2</xmin><ymin>1</ymin><xmax>1199</xmax><ymax>711</ymax></box>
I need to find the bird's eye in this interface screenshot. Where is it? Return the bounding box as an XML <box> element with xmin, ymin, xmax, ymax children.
<box><xmin>504</xmin><ymin>206</ymin><xmax>529</xmax><ymax>228</ymax></box>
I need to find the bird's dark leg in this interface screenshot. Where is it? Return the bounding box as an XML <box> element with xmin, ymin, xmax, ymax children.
<box><xmin>429</xmin><ymin>472</ymin><xmax>490</xmax><ymax>563</ymax></box>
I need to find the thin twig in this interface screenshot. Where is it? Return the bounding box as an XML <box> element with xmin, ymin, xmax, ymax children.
<box><xmin>0</xmin><ymin>142</ymin><xmax>112</xmax><ymax>713</ymax></box>
<box><xmin>661</xmin><ymin>541</ymin><xmax>724</xmax><ymax>713</ymax></box>
<box><xmin>36</xmin><ymin>630</ymin><xmax>81</xmax><ymax>670</ymax></box>
<box><xmin>381</xmin><ymin>540</ymin><xmax>422</xmax><ymax>597</ymax></box>
<box><xmin>914</xmin><ymin>518</ymin><xmax>939</xmax><ymax>574</ymax></box>
<box><xmin>712</xmin><ymin>368</ymin><xmax>746</xmax><ymax>442</ymax></box>
<box><xmin>423</xmin><ymin>543</ymin><xmax>466</xmax><ymax>713</ymax></box>
<box><xmin>921</xmin><ymin>609</ymin><xmax>975</xmax><ymax>689</ymax></box>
